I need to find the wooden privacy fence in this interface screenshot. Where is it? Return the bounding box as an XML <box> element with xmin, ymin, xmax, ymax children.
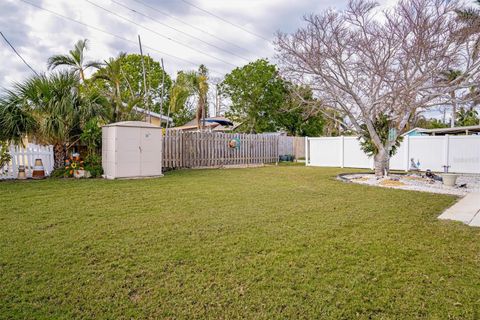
<box><xmin>163</xmin><ymin>131</ymin><xmax>280</xmax><ymax>169</ymax></box>
<box><xmin>278</xmin><ymin>136</ymin><xmax>305</xmax><ymax>159</ymax></box>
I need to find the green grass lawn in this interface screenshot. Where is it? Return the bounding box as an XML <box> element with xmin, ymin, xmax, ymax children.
<box><xmin>1</xmin><ymin>165</ymin><xmax>479</xmax><ymax>319</ymax></box>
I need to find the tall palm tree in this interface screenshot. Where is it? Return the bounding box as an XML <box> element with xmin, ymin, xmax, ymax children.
<box><xmin>92</xmin><ymin>53</ymin><xmax>140</xmax><ymax>122</ymax></box>
<box><xmin>439</xmin><ymin>69</ymin><xmax>463</xmax><ymax>127</ymax></box>
<box><xmin>169</xmin><ymin>65</ymin><xmax>209</xmax><ymax>129</ymax></box>
<box><xmin>47</xmin><ymin>39</ymin><xmax>101</xmax><ymax>82</ymax></box>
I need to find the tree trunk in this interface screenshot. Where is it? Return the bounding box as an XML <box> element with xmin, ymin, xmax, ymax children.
<box><xmin>374</xmin><ymin>149</ymin><xmax>389</xmax><ymax>178</ymax></box>
<box><xmin>53</xmin><ymin>144</ymin><xmax>66</xmax><ymax>169</ymax></box>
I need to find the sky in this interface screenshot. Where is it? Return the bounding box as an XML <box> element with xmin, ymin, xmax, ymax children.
<box><xmin>0</xmin><ymin>0</ymin><xmax>396</xmax><ymax>89</ymax></box>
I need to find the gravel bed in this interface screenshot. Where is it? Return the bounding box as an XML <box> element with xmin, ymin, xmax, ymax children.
<box><xmin>341</xmin><ymin>173</ymin><xmax>480</xmax><ymax>196</ymax></box>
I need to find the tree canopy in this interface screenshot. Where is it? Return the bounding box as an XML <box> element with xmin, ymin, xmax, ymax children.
<box><xmin>220</xmin><ymin>59</ymin><xmax>286</xmax><ymax>133</ymax></box>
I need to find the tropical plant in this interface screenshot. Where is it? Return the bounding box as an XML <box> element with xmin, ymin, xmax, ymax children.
<box><xmin>92</xmin><ymin>53</ymin><xmax>142</xmax><ymax>122</ymax></box>
<box><xmin>456</xmin><ymin>107</ymin><xmax>479</xmax><ymax>126</ymax></box>
<box><xmin>359</xmin><ymin>114</ymin><xmax>403</xmax><ymax>173</ymax></box>
<box><xmin>80</xmin><ymin>117</ymin><xmax>103</xmax><ymax>157</ymax></box>
<box><xmin>169</xmin><ymin>65</ymin><xmax>209</xmax><ymax>129</ymax></box>
<box><xmin>0</xmin><ymin>141</ymin><xmax>11</xmax><ymax>169</ymax></box>
<box><xmin>0</xmin><ymin>88</ymin><xmax>37</xmax><ymax>145</ymax></box>
<box><xmin>456</xmin><ymin>0</ymin><xmax>480</xmax><ymax>60</ymax></box>
<box><xmin>48</xmin><ymin>39</ymin><xmax>101</xmax><ymax>82</ymax></box>
<box><xmin>0</xmin><ymin>71</ymin><xmax>106</xmax><ymax>168</ymax></box>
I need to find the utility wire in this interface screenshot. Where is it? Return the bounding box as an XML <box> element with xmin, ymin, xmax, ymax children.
<box><xmin>84</xmin><ymin>0</ymin><xmax>237</xmax><ymax>67</ymax></box>
<box><xmin>0</xmin><ymin>31</ymin><xmax>39</xmax><ymax>76</ymax></box>
<box><xmin>110</xmin><ymin>0</ymin><xmax>249</xmax><ymax>62</ymax></box>
<box><xmin>18</xmin><ymin>0</ymin><xmax>224</xmax><ymax>76</ymax></box>
<box><xmin>180</xmin><ymin>0</ymin><xmax>270</xmax><ymax>41</ymax></box>
<box><xmin>130</xmin><ymin>0</ymin><xmax>254</xmax><ymax>55</ymax></box>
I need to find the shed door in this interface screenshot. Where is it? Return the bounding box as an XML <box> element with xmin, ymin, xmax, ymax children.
<box><xmin>116</xmin><ymin>127</ymin><xmax>141</xmax><ymax>177</ymax></box>
<box><xmin>140</xmin><ymin>128</ymin><xmax>162</xmax><ymax>176</ymax></box>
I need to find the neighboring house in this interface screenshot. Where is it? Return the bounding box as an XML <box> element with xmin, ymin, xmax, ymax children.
<box><xmin>171</xmin><ymin>117</ymin><xmax>241</xmax><ymax>132</ymax></box>
<box><xmin>403</xmin><ymin>125</ymin><xmax>480</xmax><ymax>136</ymax></box>
<box><xmin>132</xmin><ymin>107</ymin><xmax>173</xmax><ymax>127</ymax></box>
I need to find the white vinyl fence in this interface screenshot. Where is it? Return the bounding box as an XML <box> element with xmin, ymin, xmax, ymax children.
<box><xmin>0</xmin><ymin>144</ymin><xmax>54</xmax><ymax>180</ymax></box>
<box><xmin>306</xmin><ymin>135</ymin><xmax>480</xmax><ymax>174</ymax></box>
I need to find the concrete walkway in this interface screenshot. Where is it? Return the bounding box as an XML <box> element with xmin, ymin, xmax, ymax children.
<box><xmin>438</xmin><ymin>193</ymin><xmax>480</xmax><ymax>227</ymax></box>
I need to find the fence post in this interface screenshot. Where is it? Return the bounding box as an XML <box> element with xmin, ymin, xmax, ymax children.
<box><xmin>404</xmin><ymin>135</ymin><xmax>410</xmax><ymax>172</ymax></box>
<box><xmin>340</xmin><ymin>136</ymin><xmax>345</xmax><ymax>168</ymax></box>
<box><xmin>444</xmin><ymin>134</ymin><xmax>450</xmax><ymax>171</ymax></box>
<box><xmin>305</xmin><ymin>137</ymin><xmax>309</xmax><ymax>166</ymax></box>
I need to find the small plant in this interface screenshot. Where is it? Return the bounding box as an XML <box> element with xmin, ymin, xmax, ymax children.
<box><xmin>0</xmin><ymin>141</ymin><xmax>11</xmax><ymax>169</ymax></box>
<box><xmin>84</xmin><ymin>153</ymin><xmax>103</xmax><ymax>178</ymax></box>
<box><xmin>81</xmin><ymin>118</ymin><xmax>103</xmax><ymax>156</ymax></box>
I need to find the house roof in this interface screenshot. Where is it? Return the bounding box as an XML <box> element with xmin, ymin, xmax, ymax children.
<box><xmin>132</xmin><ymin>106</ymin><xmax>173</xmax><ymax>123</ymax></box>
<box><xmin>172</xmin><ymin>117</ymin><xmax>241</xmax><ymax>131</ymax></box>
<box><xmin>404</xmin><ymin>125</ymin><xmax>480</xmax><ymax>136</ymax></box>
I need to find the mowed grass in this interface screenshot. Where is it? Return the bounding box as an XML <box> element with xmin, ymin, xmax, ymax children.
<box><xmin>1</xmin><ymin>165</ymin><xmax>479</xmax><ymax>319</ymax></box>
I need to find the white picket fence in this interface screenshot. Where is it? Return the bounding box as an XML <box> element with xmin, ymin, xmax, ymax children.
<box><xmin>0</xmin><ymin>144</ymin><xmax>54</xmax><ymax>179</ymax></box>
<box><xmin>306</xmin><ymin>135</ymin><xmax>480</xmax><ymax>174</ymax></box>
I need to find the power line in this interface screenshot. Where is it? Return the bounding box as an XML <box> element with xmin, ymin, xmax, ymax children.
<box><xmin>0</xmin><ymin>31</ymin><xmax>39</xmax><ymax>76</ymax></box>
<box><xmin>110</xmin><ymin>0</ymin><xmax>250</xmax><ymax>62</ymax></box>
<box><xmin>130</xmin><ymin>0</ymin><xmax>254</xmax><ymax>55</ymax></box>
<box><xmin>84</xmin><ymin>0</ymin><xmax>237</xmax><ymax>67</ymax></box>
<box><xmin>18</xmin><ymin>0</ymin><xmax>225</xmax><ymax>76</ymax></box>
<box><xmin>180</xmin><ymin>0</ymin><xmax>270</xmax><ymax>41</ymax></box>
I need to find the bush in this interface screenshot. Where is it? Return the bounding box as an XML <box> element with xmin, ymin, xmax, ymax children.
<box><xmin>84</xmin><ymin>153</ymin><xmax>103</xmax><ymax>178</ymax></box>
<box><xmin>85</xmin><ymin>164</ymin><xmax>103</xmax><ymax>178</ymax></box>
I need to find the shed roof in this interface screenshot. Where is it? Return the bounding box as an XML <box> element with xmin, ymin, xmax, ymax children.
<box><xmin>103</xmin><ymin>121</ymin><xmax>162</xmax><ymax>128</ymax></box>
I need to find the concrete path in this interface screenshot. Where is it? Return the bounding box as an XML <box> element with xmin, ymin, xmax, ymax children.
<box><xmin>438</xmin><ymin>193</ymin><xmax>480</xmax><ymax>227</ymax></box>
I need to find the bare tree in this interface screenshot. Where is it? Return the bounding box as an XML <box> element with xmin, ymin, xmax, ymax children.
<box><xmin>275</xmin><ymin>0</ymin><xmax>480</xmax><ymax>177</ymax></box>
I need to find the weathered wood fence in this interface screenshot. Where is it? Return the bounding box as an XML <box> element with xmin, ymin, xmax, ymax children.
<box><xmin>163</xmin><ymin>131</ymin><xmax>280</xmax><ymax>169</ymax></box>
<box><xmin>278</xmin><ymin>136</ymin><xmax>306</xmax><ymax>159</ymax></box>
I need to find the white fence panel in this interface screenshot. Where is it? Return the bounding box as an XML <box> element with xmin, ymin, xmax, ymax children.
<box><xmin>343</xmin><ymin>137</ymin><xmax>372</xmax><ymax>169</ymax></box>
<box><xmin>408</xmin><ymin>136</ymin><xmax>446</xmax><ymax>172</ymax></box>
<box><xmin>308</xmin><ymin>137</ymin><xmax>343</xmax><ymax>167</ymax></box>
<box><xmin>0</xmin><ymin>144</ymin><xmax>54</xmax><ymax>180</ymax></box>
<box><xmin>389</xmin><ymin>141</ymin><xmax>407</xmax><ymax>171</ymax></box>
<box><xmin>306</xmin><ymin>135</ymin><xmax>480</xmax><ymax>174</ymax></box>
<box><xmin>448</xmin><ymin>136</ymin><xmax>480</xmax><ymax>174</ymax></box>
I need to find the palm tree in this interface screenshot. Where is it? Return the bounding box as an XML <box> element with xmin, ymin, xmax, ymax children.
<box><xmin>0</xmin><ymin>71</ymin><xmax>106</xmax><ymax>168</ymax></box>
<box><xmin>0</xmin><ymin>88</ymin><xmax>37</xmax><ymax>145</ymax></box>
<box><xmin>92</xmin><ymin>53</ymin><xmax>141</xmax><ymax>122</ymax></box>
<box><xmin>456</xmin><ymin>107</ymin><xmax>479</xmax><ymax>126</ymax></box>
<box><xmin>169</xmin><ymin>65</ymin><xmax>209</xmax><ymax>129</ymax></box>
<box><xmin>439</xmin><ymin>69</ymin><xmax>463</xmax><ymax>127</ymax></box>
<box><xmin>456</xmin><ymin>1</ymin><xmax>480</xmax><ymax>60</ymax></box>
<box><xmin>47</xmin><ymin>39</ymin><xmax>101</xmax><ymax>82</ymax></box>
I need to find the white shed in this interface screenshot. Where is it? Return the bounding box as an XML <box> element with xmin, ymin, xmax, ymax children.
<box><xmin>102</xmin><ymin>121</ymin><xmax>162</xmax><ymax>179</ymax></box>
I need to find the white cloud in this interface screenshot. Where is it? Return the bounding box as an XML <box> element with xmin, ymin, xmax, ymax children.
<box><xmin>0</xmin><ymin>0</ymin><xmax>395</xmax><ymax>88</ymax></box>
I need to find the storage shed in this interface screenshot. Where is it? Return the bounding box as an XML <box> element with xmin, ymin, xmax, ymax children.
<box><xmin>102</xmin><ymin>121</ymin><xmax>162</xmax><ymax>179</ymax></box>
